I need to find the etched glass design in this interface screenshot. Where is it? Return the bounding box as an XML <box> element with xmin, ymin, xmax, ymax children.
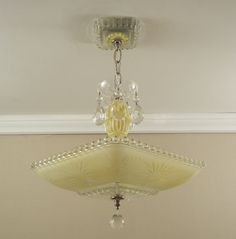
<box><xmin>32</xmin><ymin>137</ymin><xmax>205</xmax><ymax>198</ymax></box>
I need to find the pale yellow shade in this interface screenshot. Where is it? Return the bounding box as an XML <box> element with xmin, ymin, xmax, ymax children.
<box><xmin>32</xmin><ymin>137</ymin><xmax>205</xmax><ymax>198</ymax></box>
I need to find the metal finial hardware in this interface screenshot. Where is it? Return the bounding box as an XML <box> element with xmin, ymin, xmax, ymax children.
<box><xmin>111</xmin><ymin>194</ymin><xmax>124</xmax><ymax>210</ymax></box>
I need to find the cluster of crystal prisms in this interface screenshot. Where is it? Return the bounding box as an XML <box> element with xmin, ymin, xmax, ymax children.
<box><xmin>93</xmin><ymin>80</ymin><xmax>144</xmax><ymax>136</ymax></box>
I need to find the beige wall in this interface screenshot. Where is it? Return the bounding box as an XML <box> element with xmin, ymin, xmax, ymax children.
<box><xmin>0</xmin><ymin>134</ymin><xmax>235</xmax><ymax>239</ymax></box>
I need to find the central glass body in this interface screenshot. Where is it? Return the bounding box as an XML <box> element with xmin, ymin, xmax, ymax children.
<box><xmin>105</xmin><ymin>99</ymin><xmax>131</xmax><ymax>137</ymax></box>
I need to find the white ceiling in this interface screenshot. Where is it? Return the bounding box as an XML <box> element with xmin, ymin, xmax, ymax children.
<box><xmin>0</xmin><ymin>0</ymin><xmax>236</xmax><ymax>115</ymax></box>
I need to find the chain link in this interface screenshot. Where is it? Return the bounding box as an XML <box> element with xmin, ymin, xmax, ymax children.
<box><xmin>113</xmin><ymin>41</ymin><xmax>122</xmax><ymax>93</ymax></box>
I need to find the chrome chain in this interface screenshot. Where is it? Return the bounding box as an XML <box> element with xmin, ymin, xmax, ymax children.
<box><xmin>113</xmin><ymin>40</ymin><xmax>122</xmax><ymax>95</ymax></box>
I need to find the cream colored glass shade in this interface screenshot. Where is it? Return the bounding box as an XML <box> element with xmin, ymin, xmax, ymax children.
<box><xmin>32</xmin><ymin>137</ymin><xmax>205</xmax><ymax>198</ymax></box>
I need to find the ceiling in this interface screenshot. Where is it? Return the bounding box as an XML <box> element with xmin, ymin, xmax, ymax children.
<box><xmin>0</xmin><ymin>0</ymin><xmax>236</xmax><ymax>115</ymax></box>
<box><xmin>0</xmin><ymin>133</ymin><xmax>235</xmax><ymax>239</ymax></box>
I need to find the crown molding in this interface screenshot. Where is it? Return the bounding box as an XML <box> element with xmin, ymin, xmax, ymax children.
<box><xmin>0</xmin><ymin>113</ymin><xmax>236</xmax><ymax>134</ymax></box>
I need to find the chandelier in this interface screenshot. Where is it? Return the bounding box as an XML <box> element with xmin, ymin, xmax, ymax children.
<box><xmin>32</xmin><ymin>16</ymin><xmax>205</xmax><ymax>228</ymax></box>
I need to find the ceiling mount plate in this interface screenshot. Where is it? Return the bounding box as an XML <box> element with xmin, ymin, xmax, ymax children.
<box><xmin>93</xmin><ymin>16</ymin><xmax>142</xmax><ymax>50</ymax></box>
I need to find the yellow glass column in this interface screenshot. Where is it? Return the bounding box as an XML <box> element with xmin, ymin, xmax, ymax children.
<box><xmin>105</xmin><ymin>99</ymin><xmax>131</xmax><ymax>137</ymax></box>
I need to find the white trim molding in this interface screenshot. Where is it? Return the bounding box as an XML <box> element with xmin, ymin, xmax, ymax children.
<box><xmin>0</xmin><ymin>113</ymin><xmax>236</xmax><ymax>134</ymax></box>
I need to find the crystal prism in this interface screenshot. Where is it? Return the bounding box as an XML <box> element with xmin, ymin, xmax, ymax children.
<box><xmin>93</xmin><ymin>105</ymin><xmax>105</xmax><ymax>125</ymax></box>
<box><xmin>131</xmin><ymin>104</ymin><xmax>144</xmax><ymax>124</ymax></box>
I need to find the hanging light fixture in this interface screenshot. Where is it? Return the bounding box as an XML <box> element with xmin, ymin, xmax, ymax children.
<box><xmin>31</xmin><ymin>16</ymin><xmax>205</xmax><ymax>228</ymax></box>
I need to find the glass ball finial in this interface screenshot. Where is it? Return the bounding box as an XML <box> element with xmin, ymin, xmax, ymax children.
<box><xmin>110</xmin><ymin>214</ymin><xmax>125</xmax><ymax>229</ymax></box>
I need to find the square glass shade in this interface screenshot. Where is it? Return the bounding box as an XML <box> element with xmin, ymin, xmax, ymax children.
<box><xmin>32</xmin><ymin>137</ymin><xmax>205</xmax><ymax>198</ymax></box>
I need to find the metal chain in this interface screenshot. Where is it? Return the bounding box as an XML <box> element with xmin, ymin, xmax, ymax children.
<box><xmin>113</xmin><ymin>40</ymin><xmax>122</xmax><ymax>94</ymax></box>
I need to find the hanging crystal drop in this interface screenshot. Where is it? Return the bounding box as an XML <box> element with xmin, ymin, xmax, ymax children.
<box><xmin>98</xmin><ymin>80</ymin><xmax>113</xmax><ymax>98</ymax></box>
<box><xmin>131</xmin><ymin>104</ymin><xmax>144</xmax><ymax>125</ymax></box>
<box><xmin>128</xmin><ymin>81</ymin><xmax>138</xmax><ymax>96</ymax></box>
<box><xmin>119</xmin><ymin>80</ymin><xmax>138</xmax><ymax>102</ymax></box>
<box><xmin>93</xmin><ymin>104</ymin><xmax>105</xmax><ymax>126</ymax></box>
<box><xmin>109</xmin><ymin>214</ymin><xmax>125</xmax><ymax>229</ymax></box>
